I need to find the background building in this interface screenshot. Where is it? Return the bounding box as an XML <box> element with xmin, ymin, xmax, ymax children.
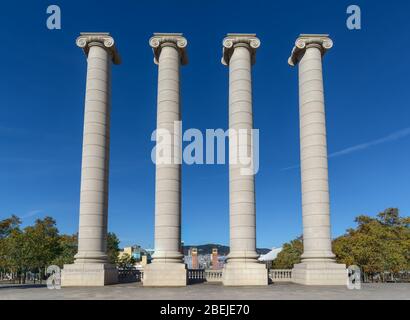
<box><xmin>118</xmin><ymin>245</ymin><xmax>152</xmax><ymax>269</ymax></box>
<box><xmin>258</xmin><ymin>247</ymin><xmax>283</xmax><ymax>268</ymax></box>
<box><xmin>184</xmin><ymin>247</ymin><xmax>226</xmax><ymax>269</ymax></box>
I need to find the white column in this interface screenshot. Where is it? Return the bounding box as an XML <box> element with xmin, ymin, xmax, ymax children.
<box><xmin>62</xmin><ymin>33</ymin><xmax>121</xmax><ymax>287</ymax></box>
<box><xmin>221</xmin><ymin>34</ymin><xmax>268</xmax><ymax>286</ymax></box>
<box><xmin>143</xmin><ymin>33</ymin><xmax>188</xmax><ymax>287</ymax></box>
<box><xmin>289</xmin><ymin>34</ymin><xmax>347</xmax><ymax>285</ymax></box>
<box><xmin>153</xmin><ymin>44</ymin><xmax>183</xmax><ymax>264</ymax></box>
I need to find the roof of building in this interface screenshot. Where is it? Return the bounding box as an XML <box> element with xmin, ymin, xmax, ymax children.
<box><xmin>258</xmin><ymin>247</ymin><xmax>283</xmax><ymax>262</ymax></box>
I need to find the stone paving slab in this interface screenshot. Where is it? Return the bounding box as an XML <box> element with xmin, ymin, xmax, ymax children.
<box><xmin>0</xmin><ymin>283</ymin><xmax>409</xmax><ymax>300</ymax></box>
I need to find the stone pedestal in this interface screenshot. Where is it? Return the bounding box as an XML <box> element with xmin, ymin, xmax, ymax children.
<box><xmin>143</xmin><ymin>263</ymin><xmax>187</xmax><ymax>287</ymax></box>
<box><xmin>292</xmin><ymin>261</ymin><xmax>347</xmax><ymax>286</ymax></box>
<box><xmin>222</xmin><ymin>262</ymin><xmax>268</xmax><ymax>286</ymax></box>
<box><xmin>61</xmin><ymin>33</ymin><xmax>121</xmax><ymax>287</ymax></box>
<box><xmin>221</xmin><ymin>34</ymin><xmax>268</xmax><ymax>286</ymax></box>
<box><xmin>61</xmin><ymin>263</ymin><xmax>118</xmax><ymax>287</ymax></box>
<box><xmin>288</xmin><ymin>34</ymin><xmax>347</xmax><ymax>286</ymax></box>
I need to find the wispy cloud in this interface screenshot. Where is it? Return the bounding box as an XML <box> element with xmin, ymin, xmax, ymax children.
<box><xmin>280</xmin><ymin>164</ymin><xmax>300</xmax><ymax>171</ymax></box>
<box><xmin>20</xmin><ymin>210</ymin><xmax>43</xmax><ymax>220</ymax></box>
<box><xmin>328</xmin><ymin>127</ymin><xmax>410</xmax><ymax>158</ymax></box>
<box><xmin>281</xmin><ymin>127</ymin><xmax>410</xmax><ymax>171</ymax></box>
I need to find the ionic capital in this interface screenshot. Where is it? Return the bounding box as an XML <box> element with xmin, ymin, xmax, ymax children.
<box><xmin>221</xmin><ymin>33</ymin><xmax>261</xmax><ymax>66</ymax></box>
<box><xmin>149</xmin><ymin>33</ymin><xmax>188</xmax><ymax>65</ymax></box>
<box><xmin>76</xmin><ymin>32</ymin><xmax>121</xmax><ymax>65</ymax></box>
<box><xmin>288</xmin><ymin>34</ymin><xmax>333</xmax><ymax>67</ymax></box>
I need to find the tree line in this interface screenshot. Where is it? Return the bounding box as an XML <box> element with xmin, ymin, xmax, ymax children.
<box><xmin>1</xmin><ymin>208</ymin><xmax>408</xmax><ymax>283</ymax></box>
<box><xmin>0</xmin><ymin>216</ymin><xmax>120</xmax><ymax>283</ymax></box>
<box><xmin>272</xmin><ymin>208</ymin><xmax>410</xmax><ymax>280</ymax></box>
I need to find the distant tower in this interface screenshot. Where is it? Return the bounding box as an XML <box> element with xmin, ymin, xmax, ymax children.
<box><xmin>191</xmin><ymin>248</ymin><xmax>198</xmax><ymax>269</ymax></box>
<box><xmin>211</xmin><ymin>248</ymin><xmax>219</xmax><ymax>270</ymax></box>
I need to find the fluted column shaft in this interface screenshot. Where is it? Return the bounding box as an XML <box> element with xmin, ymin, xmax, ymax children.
<box><xmin>288</xmin><ymin>35</ymin><xmax>347</xmax><ymax>286</ymax></box>
<box><xmin>289</xmin><ymin>35</ymin><xmax>335</xmax><ymax>261</ymax></box>
<box><xmin>153</xmin><ymin>43</ymin><xmax>183</xmax><ymax>263</ymax></box>
<box><xmin>143</xmin><ymin>33</ymin><xmax>188</xmax><ymax>287</ymax></box>
<box><xmin>228</xmin><ymin>45</ymin><xmax>258</xmax><ymax>263</ymax></box>
<box><xmin>221</xmin><ymin>34</ymin><xmax>267</xmax><ymax>286</ymax></box>
<box><xmin>74</xmin><ymin>33</ymin><xmax>120</xmax><ymax>264</ymax></box>
<box><xmin>298</xmin><ymin>45</ymin><xmax>335</xmax><ymax>260</ymax></box>
<box><xmin>75</xmin><ymin>44</ymin><xmax>111</xmax><ymax>263</ymax></box>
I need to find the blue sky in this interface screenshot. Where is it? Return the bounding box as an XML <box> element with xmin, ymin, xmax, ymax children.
<box><xmin>1</xmin><ymin>0</ymin><xmax>409</xmax><ymax>249</ymax></box>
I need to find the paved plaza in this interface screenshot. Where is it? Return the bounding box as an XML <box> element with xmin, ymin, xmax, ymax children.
<box><xmin>0</xmin><ymin>283</ymin><xmax>408</xmax><ymax>300</ymax></box>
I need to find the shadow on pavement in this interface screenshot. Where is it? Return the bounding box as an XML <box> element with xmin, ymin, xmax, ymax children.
<box><xmin>0</xmin><ymin>284</ymin><xmax>47</xmax><ymax>290</ymax></box>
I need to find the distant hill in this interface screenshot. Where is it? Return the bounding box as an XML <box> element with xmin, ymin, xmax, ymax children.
<box><xmin>182</xmin><ymin>243</ymin><xmax>270</xmax><ymax>256</ymax></box>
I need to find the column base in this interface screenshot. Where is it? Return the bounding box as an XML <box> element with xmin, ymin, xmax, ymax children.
<box><xmin>222</xmin><ymin>262</ymin><xmax>268</xmax><ymax>286</ymax></box>
<box><xmin>143</xmin><ymin>263</ymin><xmax>187</xmax><ymax>287</ymax></box>
<box><xmin>292</xmin><ymin>260</ymin><xmax>347</xmax><ymax>286</ymax></box>
<box><xmin>61</xmin><ymin>263</ymin><xmax>118</xmax><ymax>287</ymax></box>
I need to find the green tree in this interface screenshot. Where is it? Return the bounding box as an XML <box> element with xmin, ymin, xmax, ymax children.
<box><xmin>333</xmin><ymin>208</ymin><xmax>409</xmax><ymax>275</ymax></box>
<box><xmin>107</xmin><ymin>232</ymin><xmax>120</xmax><ymax>265</ymax></box>
<box><xmin>5</xmin><ymin>228</ymin><xmax>32</xmax><ymax>283</ymax></box>
<box><xmin>21</xmin><ymin>217</ymin><xmax>61</xmax><ymax>282</ymax></box>
<box><xmin>0</xmin><ymin>215</ymin><xmax>21</xmax><ymax>239</ymax></box>
<box><xmin>272</xmin><ymin>208</ymin><xmax>409</xmax><ymax>275</ymax></box>
<box><xmin>0</xmin><ymin>214</ymin><xmax>123</xmax><ymax>283</ymax></box>
<box><xmin>117</xmin><ymin>253</ymin><xmax>137</xmax><ymax>269</ymax></box>
<box><xmin>0</xmin><ymin>215</ymin><xmax>22</xmax><ymax>274</ymax></box>
<box><xmin>271</xmin><ymin>236</ymin><xmax>303</xmax><ymax>269</ymax></box>
<box><xmin>53</xmin><ymin>234</ymin><xmax>78</xmax><ymax>268</ymax></box>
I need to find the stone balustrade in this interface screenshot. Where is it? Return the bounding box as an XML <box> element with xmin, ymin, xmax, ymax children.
<box><xmin>122</xmin><ymin>268</ymin><xmax>293</xmax><ymax>283</ymax></box>
<box><xmin>188</xmin><ymin>269</ymin><xmax>204</xmax><ymax>280</ymax></box>
<box><xmin>118</xmin><ymin>269</ymin><xmax>144</xmax><ymax>283</ymax></box>
<box><xmin>269</xmin><ymin>269</ymin><xmax>293</xmax><ymax>282</ymax></box>
<box><xmin>204</xmin><ymin>270</ymin><xmax>223</xmax><ymax>282</ymax></box>
<box><xmin>185</xmin><ymin>269</ymin><xmax>224</xmax><ymax>283</ymax></box>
